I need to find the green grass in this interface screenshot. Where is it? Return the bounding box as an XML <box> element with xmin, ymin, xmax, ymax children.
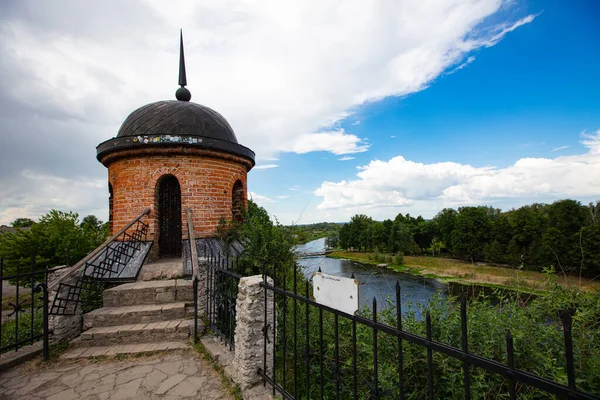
<box><xmin>194</xmin><ymin>340</ymin><xmax>243</xmax><ymax>400</ymax></box>
<box><xmin>328</xmin><ymin>251</ymin><xmax>600</xmax><ymax>293</ymax></box>
<box><xmin>1</xmin><ymin>309</ymin><xmax>44</xmax><ymax>354</ymax></box>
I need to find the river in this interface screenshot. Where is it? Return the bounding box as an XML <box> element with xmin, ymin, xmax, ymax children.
<box><xmin>296</xmin><ymin>238</ymin><xmax>445</xmax><ymax>313</ymax></box>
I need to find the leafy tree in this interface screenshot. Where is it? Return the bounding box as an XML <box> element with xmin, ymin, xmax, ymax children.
<box><xmin>326</xmin><ymin>198</ymin><xmax>600</xmax><ymax>277</ymax></box>
<box><xmin>451</xmin><ymin>206</ymin><xmax>491</xmax><ymax>261</ymax></box>
<box><xmin>390</xmin><ymin>222</ymin><xmax>420</xmax><ymax>255</ymax></box>
<box><xmin>349</xmin><ymin>214</ymin><xmax>373</xmax><ymax>251</ymax></box>
<box><xmin>370</xmin><ymin>221</ymin><xmax>386</xmax><ymax>252</ymax></box>
<box><xmin>81</xmin><ymin>215</ymin><xmax>102</xmax><ymax>231</ymax></box>
<box><xmin>325</xmin><ymin>231</ymin><xmax>339</xmax><ymax>249</ymax></box>
<box><xmin>0</xmin><ymin>210</ymin><xmax>109</xmax><ymax>276</ymax></box>
<box><xmin>338</xmin><ymin>224</ymin><xmax>350</xmax><ymax>250</ymax></box>
<box><xmin>224</xmin><ymin>200</ymin><xmax>296</xmax><ymax>277</ymax></box>
<box><xmin>413</xmin><ymin>219</ymin><xmax>434</xmax><ymax>253</ymax></box>
<box><xmin>581</xmin><ymin>222</ymin><xmax>600</xmax><ymax>276</ymax></box>
<box><xmin>483</xmin><ymin>239</ymin><xmax>504</xmax><ymax>263</ymax></box>
<box><xmin>508</xmin><ymin>204</ymin><xmax>547</xmax><ymax>270</ymax></box>
<box><xmin>432</xmin><ymin>208</ymin><xmax>457</xmax><ymax>255</ymax></box>
<box><xmin>11</xmin><ymin>218</ymin><xmax>35</xmax><ymax>228</ymax></box>
<box><xmin>541</xmin><ymin>200</ymin><xmax>586</xmax><ymax>271</ymax></box>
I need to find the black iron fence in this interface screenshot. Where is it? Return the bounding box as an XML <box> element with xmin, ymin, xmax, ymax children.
<box><xmin>258</xmin><ymin>267</ymin><xmax>600</xmax><ymax>400</ymax></box>
<box><xmin>0</xmin><ymin>257</ymin><xmax>49</xmax><ymax>360</ymax></box>
<box><xmin>204</xmin><ymin>245</ymin><xmax>242</xmax><ymax>350</ymax></box>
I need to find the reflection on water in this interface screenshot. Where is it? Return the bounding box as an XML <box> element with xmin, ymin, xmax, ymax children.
<box><xmin>296</xmin><ymin>238</ymin><xmax>445</xmax><ymax>314</ymax></box>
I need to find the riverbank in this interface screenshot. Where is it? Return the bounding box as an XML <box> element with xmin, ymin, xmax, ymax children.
<box><xmin>328</xmin><ymin>251</ymin><xmax>600</xmax><ymax>293</ymax></box>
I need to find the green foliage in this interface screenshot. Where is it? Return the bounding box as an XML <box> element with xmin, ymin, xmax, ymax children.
<box><xmin>11</xmin><ymin>218</ymin><xmax>34</xmax><ymax>228</ymax></box>
<box><xmin>284</xmin><ymin>222</ymin><xmax>340</xmax><ymax>245</ymax></box>
<box><xmin>451</xmin><ymin>206</ymin><xmax>492</xmax><ymax>261</ymax></box>
<box><xmin>80</xmin><ymin>282</ymin><xmax>105</xmax><ymax>314</ymax></box>
<box><xmin>434</xmin><ymin>208</ymin><xmax>458</xmax><ymax>255</ymax></box>
<box><xmin>395</xmin><ymin>251</ymin><xmax>404</xmax><ymax>265</ymax></box>
<box><xmin>218</xmin><ymin>200</ymin><xmax>296</xmax><ymax>277</ymax></box>
<box><xmin>272</xmin><ymin>278</ymin><xmax>600</xmax><ymax>398</ymax></box>
<box><xmin>336</xmin><ymin>198</ymin><xmax>600</xmax><ymax>277</ymax></box>
<box><xmin>325</xmin><ymin>231</ymin><xmax>339</xmax><ymax>249</ymax></box>
<box><xmin>0</xmin><ymin>210</ymin><xmax>109</xmax><ymax>278</ymax></box>
<box><xmin>1</xmin><ymin>309</ymin><xmax>44</xmax><ymax>354</ymax></box>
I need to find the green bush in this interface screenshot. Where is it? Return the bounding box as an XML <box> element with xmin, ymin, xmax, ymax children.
<box><xmin>395</xmin><ymin>251</ymin><xmax>404</xmax><ymax>265</ymax></box>
<box><xmin>1</xmin><ymin>309</ymin><xmax>44</xmax><ymax>354</ymax></box>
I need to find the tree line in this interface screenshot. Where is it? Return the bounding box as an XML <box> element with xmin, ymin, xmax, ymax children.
<box><xmin>328</xmin><ymin>199</ymin><xmax>600</xmax><ymax>276</ymax></box>
<box><xmin>0</xmin><ymin>210</ymin><xmax>109</xmax><ymax>273</ymax></box>
<box><xmin>283</xmin><ymin>222</ymin><xmax>341</xmax><ymax>245</ymax></box>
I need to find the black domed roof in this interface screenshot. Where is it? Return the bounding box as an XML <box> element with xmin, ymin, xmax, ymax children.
<box><xmin>117</xmin><ymin>100</ymin><xmax>238</xmax><ymax>143</ymax></box>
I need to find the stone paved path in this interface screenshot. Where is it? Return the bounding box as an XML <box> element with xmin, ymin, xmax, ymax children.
<box><xmin>0</xmin><ymin>351</ymin><xmax>233</xmax><ymax>400</ymax></box>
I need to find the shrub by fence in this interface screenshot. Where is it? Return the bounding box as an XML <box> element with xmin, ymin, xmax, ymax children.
<box><xmin>1</xmin><ymin>257</ymin><xmax>49</xmax><ymax>360</ymax></box>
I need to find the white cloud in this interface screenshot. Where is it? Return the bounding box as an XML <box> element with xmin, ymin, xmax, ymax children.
<box><xmin>0</xmin><ymin>1</ymin><xmax>536</xmax><ymax>160</ymax></box>
<box><xmin>280</xmin><ymin>130</ymin><xmax>369</xmax><ymax>155</ymax></box>
<box><xmin>277</xmin><ymin>195</ymin><xmax>290</xmax><ymax>200</ymax></box>
<box><xmin>289</xmin><ymin>186</ymin><xmax>301</xmax><ymax>191</ymax></box>
<box><xmin>447</xmin><ymin>55</ymin><xmax>476</xmax><ymax>74</ymax></box>
<box><xmin>339</xmin><ymin>156</ymin><xmax>356</xmax><ymax>161</ymax></box>
<box><xmin>315</xmin><ymin>131</ymin><xmax>600</xmax><ymax>219</ymax></box>
<box><xmin>0</xmin><ymin>0</ymin><xmax>537</xmax><ymax>221</ymax></box>
<box><xmin>254</xmin><ymin>164</ymin><xmax>279</xmax><ymax>170</ymax></box>
<box><xmin>249</xmin><ymin>192</ymin><xmax>274</xmax><ymax>205</ymax></box>
<box><xmin>0</xmin><ymin>171</ymin><xmax>107</xmax><ymax>225</ymax></box>
<box><xmin>390</xmin><ymin>136</ymin><xmax>397</xmax><ymax>139</ymax></box>
<box><xmin>552</xmin><ymin>145</ymin><xmax>570</xmax><ymax>152</ymax></box>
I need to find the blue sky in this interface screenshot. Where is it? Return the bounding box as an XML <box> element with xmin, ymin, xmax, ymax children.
<box><xmin>0</xmin><ymin>0</ymin><xmax>599</xmax><ymax>225</ymax></box>
<box><xmin>250</xmin><ymin>0</ymin><xmax>600</xmax><ymax>224</ymax></box>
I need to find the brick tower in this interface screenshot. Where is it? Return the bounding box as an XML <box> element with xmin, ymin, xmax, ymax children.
<box><xmin>96</xmin><ymin>32</ymin><xmax>255</xmax><ymax>260</ymax></box>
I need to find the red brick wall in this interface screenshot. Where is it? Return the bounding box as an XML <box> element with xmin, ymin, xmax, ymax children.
<box><xmin>104</xmin><ymin>147</ymin><xmax>250</xmax><ymax>249</ymax></box>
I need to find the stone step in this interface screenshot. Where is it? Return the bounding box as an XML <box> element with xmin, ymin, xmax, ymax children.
<box><xmin>103</xmin><ymin>279</ymin><xmax>194</xmax><ymax>307</ymax></box>
<box><xmin>61</xmin><ymin>341</ymin><xmax>190</xmax><ymax>359</ymax></box>
<box><xmin>73</xmin><ymin>318</ymin><xmax>199</xmax><ymax>347</ymax></box>
<box><xmin>83</xmin><ymin>302</ymin><xmax>190</xmax><ymax>329</ymax></box>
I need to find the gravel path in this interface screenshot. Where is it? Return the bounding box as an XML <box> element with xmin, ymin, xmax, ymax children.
<box><xmin>0</xmin><ymin>350</ymin><xmax>234</xmax><ymax>399</ymax></box>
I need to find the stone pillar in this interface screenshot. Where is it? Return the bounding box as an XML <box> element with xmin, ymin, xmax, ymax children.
<box><xmin>196</xmin><ymin>257</ymin><xmax>208</xmax><ymax>316</ymax></box>
<box><xmin>231</xmin><ymin>275</ymin><xmax>274</xmax><ymax>390</ymax></box>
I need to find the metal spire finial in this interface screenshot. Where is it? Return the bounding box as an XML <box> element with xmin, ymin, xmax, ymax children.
<box><xmin>176</xmin><ymin>29</ymin><xmax>191</xmax><ymax>102</ymax></box>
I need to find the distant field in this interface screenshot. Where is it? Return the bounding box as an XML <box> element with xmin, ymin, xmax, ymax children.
<box><xmin>328</xmin><ymin>251</ymin><xmax>600</xmax><ymax>292</ymax></box>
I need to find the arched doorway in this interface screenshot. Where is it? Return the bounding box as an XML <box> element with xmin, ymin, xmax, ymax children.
<box><xmin>157</xmin><ymin>175</ymin><xmax>182</xmax><ymax>258</ymax></box>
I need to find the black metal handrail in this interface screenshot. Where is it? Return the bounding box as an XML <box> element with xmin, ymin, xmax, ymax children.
<box><xmin>48</xmin><ymin>208</ymin><xmax>151</xmax><ymax>292</ymax></box>
<box><xmin>259</xmin><ymin>267</ymin><xmax>600</xmax><ymax>400</ymax></box>
<box><xmin>186</xmin><ymin>208</ymin><xmax>200</xmax><ymax>343</ymax></box>
<box><xmin>49</xmin><ymin>209</ymin><xmax>150</xmax><ymax>316</ymax></box>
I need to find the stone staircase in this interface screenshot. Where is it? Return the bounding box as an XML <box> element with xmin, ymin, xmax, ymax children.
<box><xmin>61</xmin><ymin>279</ymin><xmax>203</xmax><ymax>359</ymax></box>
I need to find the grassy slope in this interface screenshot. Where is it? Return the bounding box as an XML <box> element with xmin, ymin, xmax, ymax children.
<box><xmin>328</xmin><ymin>251</ymin><xmax>600</xmax><ymax>292</ymax></box>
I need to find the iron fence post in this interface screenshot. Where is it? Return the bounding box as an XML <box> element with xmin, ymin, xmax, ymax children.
<box><xmin>0</xmin><ymin>258</ymin><xmax>3</xmax><ymax>348</ymax></box>
<box><xmin>561</xmin><ymin>310</ymin><xmax>576</xmax><ymax>391</ymax></box>
<box><xmin>42</xmin><ymin>283</ymin><xmax>49</xmax><ymax>361</ymax></box>
<box><xmin>193</xmin><ymin>277</ymin><xmax>198</xmax><ymax>344</ymax></box>
<box><xmin>33</xmin><ymin>281</ymin><xmax>50</xmax><ymax>361</ymax></box>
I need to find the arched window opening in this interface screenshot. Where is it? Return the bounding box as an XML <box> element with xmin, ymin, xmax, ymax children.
<box><xmin>232</xmin><ymin>180</ymin><xmax>245</xmax><ymax>223</ymax></box>
<box><xmin>108</xmin><ymin>182</ymin><xmax>114</xmax><ymax>234</ymax></box>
